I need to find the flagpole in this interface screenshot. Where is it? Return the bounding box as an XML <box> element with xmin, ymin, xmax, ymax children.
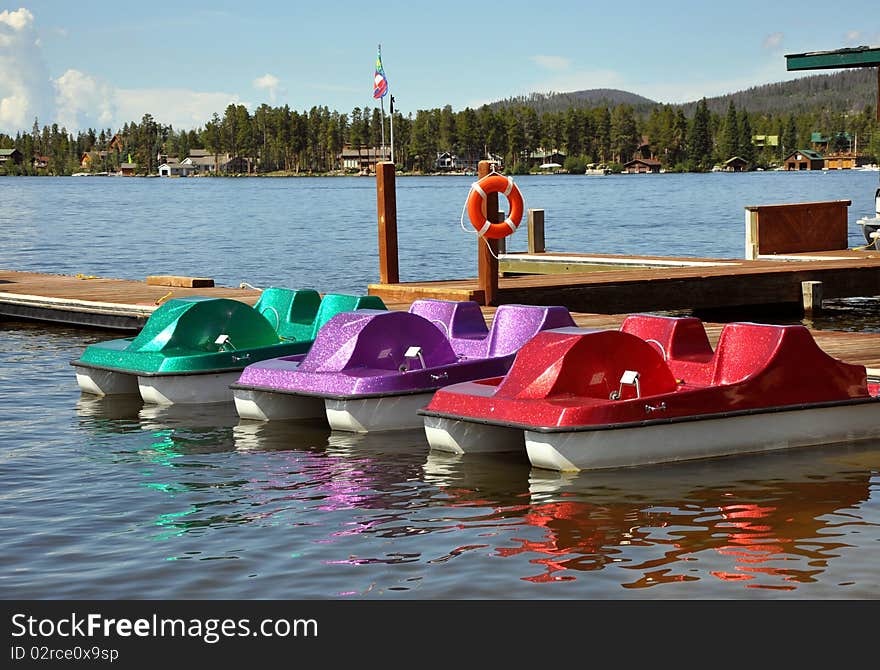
<box><xmin>378</xmin><ymin>44</ymin><xmax>386</xmax><ymax>161</ymax></box>
<box><xmin>380</xmin><ymin>96</ymin><xmax>386</xmax><ymax>157</ymax></box>
<box><xmin>390</xmin><ymin>99</ymin><xmax>395</xmax><ymax>166</ymax></box>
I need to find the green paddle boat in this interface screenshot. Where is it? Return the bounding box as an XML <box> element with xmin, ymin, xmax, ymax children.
<box><xmin>71</xmin><ymin>288</ymin><xmax>385</xmax><ymax>404</ymax></box>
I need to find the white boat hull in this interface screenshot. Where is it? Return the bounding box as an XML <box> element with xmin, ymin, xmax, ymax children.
<box><xmin>232</xmin><ymin>388</ymin><xmax>326</xmax><ymax>421</ymax></box>
<box><xmin>525</xmin><ymin>402</ymin><xmax>880</xmax><ymax>472</ymax></box>
<box><xmin>137</xmin><ymin>371</ymin><xmax>241</xmax><ymax>405</ymax></box>
<box><xmin>423</xmin><ymin>415</ymin><xmax>524</xmax><ymax>454</ymax></box>
<box><xmin>74</xmin><ymin>365</ymin><xmax>139</xmax><ymax>396</ymax></box>
<box><xmin>325</xmin><ymin>393</ymin><xmax>435</xmax><ymax>433</ymax></box>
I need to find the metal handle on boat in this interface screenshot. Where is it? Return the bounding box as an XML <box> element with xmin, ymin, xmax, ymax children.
<box><xmin>644</xmin><ymin>402</ymin><xmax>667</xmax><ymax>413</ymax></box>
<box><xmin>644</xmin><ymin>339</ymin><xmax>667</xmax><ymax>360</ymax></box>
<box><xmin>232</xmin><ymin>353</ymin><xmax>251</xmax><ymax>362</ymax></box>
<box><xmin>261</xmin><ymin>306</ymin><xmax>280</xmax><ymax>330</ymax></box>
<box><xmin>430</xmin><ymin>319</ymin><xmax>451</xmax><ymax>337</ymax></box>
<box><xmin>430</xmin><ymin>372</ymin><xmax>448</xmax><ymax>381</ymax></box>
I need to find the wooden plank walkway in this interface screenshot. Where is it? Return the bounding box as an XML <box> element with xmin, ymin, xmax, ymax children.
<box><xmin>0</xmin><ymin>270</ymin><xmax>261</xmax><ymax>330</ymax></box>
<box><xmin>370</xmin><ymin>250</ymin><xmax>880</xmax><ymax>313</ymax></box>
<box><xmin>3</xmin><ymin>270</ymin><xmax>880</xmax><ymax>375</ymax></box>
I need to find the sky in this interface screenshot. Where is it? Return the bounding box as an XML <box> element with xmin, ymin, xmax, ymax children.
<box><xmin>1</xmin><ymin>0</ymin><xmax>878</xmax><ymax>133</ymax></box>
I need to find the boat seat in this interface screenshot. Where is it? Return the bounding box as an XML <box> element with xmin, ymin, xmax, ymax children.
<box><xmin>620</xmin><ymin>314</ymin><xmax>714</xmax><ymax>385</ymax></box>
<box><xmin>254</xmin><ymin>287</ymin><xmax>321</xmax><ymax>341</ymax></box>
<box><xmin>500</xmin><ymin>329</ymin><xmax>678</xmax><ymax>400</ymax></box>
<box><xmin>710</xmin><ymin>322</ymin><xmax>786</xmax><ymax>385</ymax></box>
<box><xmin>408</xmin><ymin>299</ymin><xmax>490</xmax><ymax>358</ymax></box>
<box><xmin>309</xmin><ymin>294</ymin><xmax>386</xmax><ymax>339</ymax></box>
<box><xmin>299</xmin><ymin>310</ymin><xmax>457</xmax><ymax>374</ymax></box>
<box><xmin>486</xmin><ymin>304</ymin><xmax>576</xmax><ymax>358</ymax></box>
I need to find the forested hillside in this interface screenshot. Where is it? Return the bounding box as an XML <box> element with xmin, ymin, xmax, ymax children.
<box><xmin>0</xmin><ymin>70</ymin><xmax>877</xmax><ymax>176</ymax></box>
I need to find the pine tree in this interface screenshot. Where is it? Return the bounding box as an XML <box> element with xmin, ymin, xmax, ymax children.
<box><xmin>688</xmin><ymin>98</ymin><xmax>713</xmax><ymax>170</ymax></box>
<box><xmin>783</xmin><ymin>115</ymin><xmax>798</xmax><ymax>156</ymax></box>
<box><xmin>720</xmin><ymin>101</ymin><xmax>739</xmax><ymax>159</ymax></box>
<box><xmin>738</xmin><ymin>111</ymin><xmax>755</xmax><ymax>164</ymax></box>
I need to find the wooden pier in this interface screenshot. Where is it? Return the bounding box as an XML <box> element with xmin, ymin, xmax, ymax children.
<box><xmin>0</xmin><ymin>270</ymin><xmax>261</xmax><ymax>331</ymax></box>
<box><xmin>369</xmin><ymin>250</ymin><xmax>880</xmax><ymax>313</ymax></box>
<box><xmin>3</xmin><ymin>269</ymin><xmax>880</xmax><ymax>376</ymax></box>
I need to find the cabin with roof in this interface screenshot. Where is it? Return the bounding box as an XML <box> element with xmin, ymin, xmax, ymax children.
<box><xmin>338</xmin><ymin>146</ymin><xmax>391</xmax><ymax>173</ymax></box>
<box><xmin>0</xmin><ymin>148</ymin><xmax>23</xmax><ymax>166</ymax></box>
<box><xmin>80</xmin><ymin>150</ymin><xmax>108</xmax><ymax>169</ymax></box>
<box><xmin>158</xmin><ymin>161</ymin><xmax>196</xmax><ymax>177</ymax></box>
<box><xmin>783</xmin><ymin>149</ymin><xmax>824</xmax><ymax>171</ymax></box>
<box><xmin>622</xmin><ymin>157</ymin><xmax>661</xmax><ymax>174</ymax></box>
<box><xmin>33</xmin><ymin>155</ymin><xmax>49</xmax><ymax>169</ymax></box>
<box><xmin>119</xmin><ymin>162</ymin><xmax>138</xmax><ymax>176</ymax></box>
<box><xmin>108</xmin><ymin>134</ymin><xmax>125</xmax><ymax>153</ymax></box>
<box><xmin>724</xmin><ymin>156</ymin><xmax>749</xmax><ymax>172</ymax></box>
<box><xmin>527</xmin><ymin>149</ymin><xmax>566</xmax><ymax>169</ymax></box>
<box><xmin>753</xmin><ymin>135</ymin><xmax>779</xmax><ymax>149</ymax></box>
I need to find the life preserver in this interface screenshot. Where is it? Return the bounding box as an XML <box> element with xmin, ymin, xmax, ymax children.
<box><xmin>467</xmin><ymin>174</ymin><xmax>524</xmax><ymax>239</ymax></box>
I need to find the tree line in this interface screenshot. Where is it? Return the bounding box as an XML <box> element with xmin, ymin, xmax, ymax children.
<box><xmin>1</xmin><ymin>96</ymin><xmax>878</xmax><ymax>176</ymax></box>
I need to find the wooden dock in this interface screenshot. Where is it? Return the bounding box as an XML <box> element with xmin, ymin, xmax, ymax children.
<box><xmin>3</xmin><ymin>269</ymin><xmax>880</xmax><ymax>375</ymax></box>
<box><xmin>0</xmin><ymin>270</ymin><xmax>261</xmax><ymax>331</ymax></box>
<box><xmin>369</xmin><ymin>249</ymin><xmax>880</xmax><ymax>313</ymax></box>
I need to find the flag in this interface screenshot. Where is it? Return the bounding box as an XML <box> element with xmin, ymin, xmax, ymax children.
<box><xmin>373</xmin><ymin>48</ymin><xmax>388</xmax><ymax>99</ymax></box>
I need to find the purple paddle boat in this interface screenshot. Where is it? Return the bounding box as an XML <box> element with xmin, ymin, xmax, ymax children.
<box><xmin>230</xmin><ymin>299</ymin><xmax>575</xmax><ymax>432</ymax></box>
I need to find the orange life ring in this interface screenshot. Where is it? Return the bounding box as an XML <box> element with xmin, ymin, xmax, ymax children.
<box><xmin>467</xmin><ymin>174</ymin><xmax>524</xmax><ymax>239</ymax></box>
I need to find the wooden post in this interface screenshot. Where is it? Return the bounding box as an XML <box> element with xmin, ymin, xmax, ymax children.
<box><xmin>528</xmin><ymin>209</ymin><xmax>545</xmax><ymax>254</ymax></box>
<box><xmin>376</xmin><ymin>161</ymin><xmax>399</xmax><ymax>284</ymax></box>
<box><xmin>802</xmin><ymin>280</ymin><xmax>823</xmax><ymax>314</ymax></box>
<box><xmin>477</xmin><ymin>160</ymin><xmax>499</xmax><ymax>305</ymax></box>
<box><xmin>744</xmin><ymin>207</ymin><xmax>759</xmax><ymax>260</ymax></box>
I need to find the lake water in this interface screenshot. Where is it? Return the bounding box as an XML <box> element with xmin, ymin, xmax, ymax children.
<box><xmin>2</xmin><ymin>171</ymin><xmax>880</xmax><ymax>599</ymax></box>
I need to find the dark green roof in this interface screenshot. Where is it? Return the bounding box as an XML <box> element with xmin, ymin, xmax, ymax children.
<box><xmin>786</xmin><ymin>45</ymin><xmax>880</xmax><ymax>70</ymax></box>
<box><xmin>788</xmin><ymin>149</ymin><xmax>824</xmax><ymax>160</ymax></box>
<box><xmin>0</xmin><ymin>148</ymin><xmax>20</xmax><ymax>156</ymax></box>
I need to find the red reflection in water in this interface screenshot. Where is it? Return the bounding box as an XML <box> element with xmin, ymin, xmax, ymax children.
<box><xmin>494</xmin><ymin>475</ymin><xmax>870</xmax><ymax>588</ymax></box>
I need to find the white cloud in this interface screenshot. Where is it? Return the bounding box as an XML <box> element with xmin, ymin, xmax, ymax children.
<box><xmin>253</xmin><ymin>72</ymin><xmax>280</xmax><ymax>103</ymax></box>
<box><xmin>0</xmin><ymin>8</ymin><xmax>243</xmax><ymax>132</ymax></box>
<box><xmin>531</xmin><ymin>55</ymin><xmax>572</xmax><ymax>71</ymax></box>
<box><xmin>0</xmin><ymin>7</ymin><xmax>54</xmax><ymax>132</ymax></box>
<box><xmin>114</xmin><ymin>88</ymin><xmax>244</xmax><ymax>129</ymax></box>
<box><xmin>762</xmin><ymin>32</ymin><xmax>784</xmax><ymax>50</ymax></box>
<box><xmin>54</xmin><ymin>69</ymin><xmax>115</xmax><ymax>130</ymax></box>
<box><xmin>0</xmin><ymin>7</ymin><xmax>34</xmax><ymax>31</ymax></box>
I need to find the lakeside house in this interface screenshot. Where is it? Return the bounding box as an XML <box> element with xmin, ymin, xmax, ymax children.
<box><xmin>724</xmin><ymin>156</ymin><xmax>749</xmax><ymax>172</ymax></box>
<box><xmin>157</xmin><ymin>161</ymin><xmax>197</xmax><ymax>177</ymax></box>
<box><xmin>33</xmin><ymin>155</ymin><xmax>49</xmax><ymax>169</ymax></box>
<box><xmin>824</xmin><ymin>152</ymin><xmax>871</xmax><ymax>169</ymax></box>
<box><xmin>80</xmin><ymin>150</ymin><xmax>108</xmax><ymax>169</ymax></box>
<box><xmin>622</xmin><ymin>157</ymin><xmax>662</xmax><ymax>173</ymax></box>
<box><xmin>339</xmin><ymin>145</ymin><xmax>391</xmax><ymax>173</ymax></box>
<box><xmin>157</xmin><ymin>150</ymin><xmax>250</xmax><ymax>176</ymax></box>
<box><xmin>119</xmin><ymin>162</ymin><xmax>138</xmax><ymax>176</ymax></box>
<box><xmin>753</xmin><ymin>135</ymin><xmax>779</xmax><ymax>149</ymax></box>
<box><xmin>0</xmin><ymin>148</ymin><xmax>23</xmax><ymax>166</ymax></box>
<box><xmin>527</xmin><ymin>149</ymin><xmax>566</xmax><ymax>169</ymax></box>
<box><xmin>783</xmin><ymin>149</ymin><xmax>824</xmax><ymax>170</ymax></box>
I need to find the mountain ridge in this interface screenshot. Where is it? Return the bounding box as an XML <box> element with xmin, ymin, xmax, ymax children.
<box><xmin>489</xmin><ymin>69</ymin><xmax>876</xmax><ymax>116</ymax></box>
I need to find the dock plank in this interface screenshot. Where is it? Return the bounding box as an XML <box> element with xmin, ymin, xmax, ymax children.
<box><xmin>5</xmin><ymin>269</ymin><xmax>880</xmax><ymax>376</ymax></box>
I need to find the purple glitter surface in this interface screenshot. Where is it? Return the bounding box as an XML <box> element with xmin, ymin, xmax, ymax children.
<box><xmin>233</xmin><ymin>300</ymin><xmax>575</xmax><ymax>397</ymax></box>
